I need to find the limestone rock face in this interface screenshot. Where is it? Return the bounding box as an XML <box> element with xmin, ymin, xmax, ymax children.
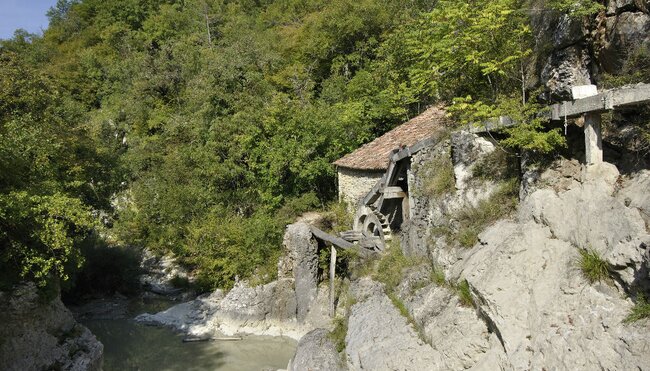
<box><xmin>405</xmin><ymin>284</ymin><xmax>491</xmax><ymax>370</ymax></box>
<box><xmin>403</xmin><ymin>131</ymin><xmax>498</xmax><ymax>259</ymax></box>
<box><xmin>136</xmin><ymin>279</ymin><xmax>305</xmax><ymax>339</ymax></box>
<box><xmin>451</xmin><ymin>131</ymin><xmax>496</xmax><ymax>191</ymax></box>
<box><xmin>0</xmin><ymin>283</ymin><xmax>103</xmax><ymax>371</ymax></box>
<box><xmin>345</xmin><ymin>279</ymin><xmax>444</xmax><ymax>370</ymax></box>
<box><xmin>288</xmin><ymin>328</ymin><xmax>346</xmax><ymax>371</ymax></box>
<box><xmin>617</xmin><ymin>169</ymin><xmax>650</xmax><ymax>226</ymax></box>
<box><xmin>139</xmin><ymin>248</ymin><xmax>191</xmax><ymax>298</ymax></box>
<box><xmin>136</xmin><ymin>221</ymin><xmax>333</xmax><ymax>340</ymax></box>
<box><xmin>379</xmin><ymin>157</ymin><xmax>650</xmax><ymax>371</ymax></box>
<box><xmin>541</xmin><ymin>45</ymin><xmax>593</xmax><ymax>101</ymax></box>
<box><xmin>600</xmin><ymin>11</ymin><xmax>650</xmax><ymax>72</ymax></box>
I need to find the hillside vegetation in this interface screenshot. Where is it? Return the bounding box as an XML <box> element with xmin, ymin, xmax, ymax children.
<box><xmin>0</xmin><ymin>0</ymin><xmax>604</xmax><ymax>292</ymax></box>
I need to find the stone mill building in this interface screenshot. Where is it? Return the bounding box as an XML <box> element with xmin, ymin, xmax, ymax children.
<box><xmin>333</xmin><ymin>106</ymin><xmax>447</xmax><ymax>208</ymax></box>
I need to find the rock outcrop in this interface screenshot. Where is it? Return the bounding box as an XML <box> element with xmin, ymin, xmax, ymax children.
<box><xmin>345</xmin><ymin>279</ymin><xmax>443</xmax><ymax>370</ymax></box>
<box><xmin>288</xmin><ymin>328</ymin><xmax>346</xmax><ymax>371</ymax></box>
<box><xmin>530</xmin><ymin>0</ymin><xmax>650</xmax><ymax>99</ymax></box>
<box><xmin>393</xmin><ymin>161</ymin><xmax>649</xmax><ymax>370</ymax></box>
<box><xmin>135</xmin><ymin>222</ymin><xmax>332</xmax><ymax>340</ymax></box>
<box><xmin>0</xmin><ymin>283</ymin><xmax>103</xmax><ymax>371</ymax></box>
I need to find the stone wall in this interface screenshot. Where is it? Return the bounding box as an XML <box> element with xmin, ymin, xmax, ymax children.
<box><xmin>337</xmin><ymin>167</ymin><xmax>384</xmax><ymax>208</ymax></box>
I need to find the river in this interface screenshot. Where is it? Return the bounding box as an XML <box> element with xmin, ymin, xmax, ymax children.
<box><xmin>76</xmin><ymin>298</ymin><xmax>297</xmax><ymax>371</ymax></box>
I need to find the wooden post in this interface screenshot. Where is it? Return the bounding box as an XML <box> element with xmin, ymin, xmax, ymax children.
<box><xmin>584</xmin><ymin>112</ymin><xmax>603</xmax><ymax>165</ymax></box>
<box><xmin>329</xmin><ymin>246</ymin><xmax>336</xmax><ymax>317</ymax></box>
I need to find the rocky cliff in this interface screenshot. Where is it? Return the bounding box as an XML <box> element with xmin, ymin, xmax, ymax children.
<box><xmin>0</xmin><ymin>283</ymin><xmax>103</xmax><ymax>371</ymax></box>
<box><xmin>291</xmin><ymin>137</ymin><xmax>649</xmax><ymax>370</ymax></box>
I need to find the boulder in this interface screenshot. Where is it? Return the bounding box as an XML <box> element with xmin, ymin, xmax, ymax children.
<box><xmin>288</xmin><ymin>328</ymin><xmax>346</xmax><ymax>371</ymax></box>
<box><xmin>541</xmin><ymin>45</ymin><xmax>593</xmax><ymax>101</ymax></box>
<box><xmin>345</xmin><ymin>279</ymin><xmax>444</xmax><ymax>370</ymax></box>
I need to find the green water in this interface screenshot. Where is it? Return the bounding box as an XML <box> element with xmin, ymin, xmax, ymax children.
<box><xmin>80</xmin><ymin>298</ymin><xmax>297</xmax><ymax>371</ymax></box>
<box><xmin>84</xmin><ymin>320</ymin><xmax>297</xmax><ymax>371</ymax></box>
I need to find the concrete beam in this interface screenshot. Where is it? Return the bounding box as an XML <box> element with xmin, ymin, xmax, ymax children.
<box><xmin>468</xmin><ymin>83</ymin><xmax>650</xmax><ymax>133</ymax></box>
<box><xmin>550</xmin><ymin>83</ymin><xmax>650</xmax><ymax>121</ymax></box>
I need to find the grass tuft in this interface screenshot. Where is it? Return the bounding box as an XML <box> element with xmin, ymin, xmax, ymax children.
<box><xmin>456</xmin><ymin>279</ymin><xmax>474</xmax><ymax>307</ymax></box>
<box><xmin>435</xmin><ymin>178</ymin><xmax>519</xmax><ymax>248</ymax></box>
<box><xmin>430</xmin><ymin>268</ymin><xmax>446</xmax><ymax>286</ymax></box>
<box><xmin>624</xmin><ymin>294</ymin><xmax>650</xmax><ymax>323</ymax></box>
<box><xmin>578</xmin><ymin>248</ymin><xmax>611</xmax><ymax>284</ymax></box>
<box><xmin>372</xmin><ymin>241</ymin><xmax>419</xmax><ymax>293</ymax></box>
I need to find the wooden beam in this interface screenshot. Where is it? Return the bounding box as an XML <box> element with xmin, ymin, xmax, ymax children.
<box><xmin>339</xmin><ymin>230</ymin><xmax>363</xmax><ymax>242</ymax></box>
<box><xmin>390</xmin><ymin>137</ymin><xmax>436</xmax><ymax>163</ymax></box>
<box><xmin>362</xmin><ymin>179</ymin><xmax>384</xmax><ymax>206</ymax></box>
<box><xmin>469</xmin><ymin>116</ymin><xmax>516</xmax><ymax>134</ymax></box>
<box><xmin>310</xmin><ymin>226</ymin><xmax>354</xmax><ymax>249</ymax></box>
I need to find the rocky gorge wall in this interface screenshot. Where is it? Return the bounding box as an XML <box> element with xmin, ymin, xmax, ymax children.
<box><xmin>0</xmin><ymin>283</ymin><xmax>103</xmax><ymax>371</ymax></box>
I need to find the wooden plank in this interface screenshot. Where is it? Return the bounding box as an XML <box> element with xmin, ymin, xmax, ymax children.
<box><xmin>381</xmin><ymin>186</ymin><xmax>406</xmax><ymax>199</ymax></box>
<box><xmin>391</xmin><ymin>137</ymin><xmax>436</xmax><ymax>163</ymax></box>
<box><xmin>310</xmin><ymin>226</ymin><xmax>354</xmax><ymax>249</ymax></box>
<box><xmin>329</xmin><ymin>246</ymin><xmax>336</xmax><ymax>318</ymax></box>
<box><xmin>359</xmin><ymin>237</ymin><xmax>382</xmax><ymax>250</ymax></box>
<box><xmin>362</xmin><ymin>178</ymin><xmax>384</xmax><ymax>205</ymax></box>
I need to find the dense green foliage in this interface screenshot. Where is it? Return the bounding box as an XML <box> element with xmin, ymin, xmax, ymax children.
<box><xmin>1</xmin><ymin>0</ymin><xmax>572</xmax><ymax>291</ymax></box>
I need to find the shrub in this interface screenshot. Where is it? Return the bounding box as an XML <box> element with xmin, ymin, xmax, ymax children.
<box><xmin>472</xmin><ymin>149</ymin><xmax>519</xmax><ymax>183</ymax></box>
<box><xmin>183</xmin><ymin>210</ymin><xmax>284</xmax><ymax>291</ymax></box>
<box><xmin>548</xmin><ymin>0</ymin><xmax>604</xmax><ymax>17</ymax></box>
<box><xmin>601</xmin><ymin>46</ymin><xmax>650</xmax><ymax>89</ymax></box>
<box><xmin>318</xmin><ymin>200</ymin><xmax>353</xmax><ymax>234</ymax></box>
<box><xmin>373</xmin><ymin>242</ymin><xmax>420</xmax><ymax>293</ymax></box>
<box><xmin>624</xmin><ymin>294</ymin><xmax>650</xmax><ymax>323</ymax></box>
<box><xmin>578</xmin><ymin>248</ymin><xmax>611</xmax><ymax>284</ymax></box>
<box><xmin>169</xmin><ymin>275</ymin><xmax>191</xmax><ymax>289</ymax></box>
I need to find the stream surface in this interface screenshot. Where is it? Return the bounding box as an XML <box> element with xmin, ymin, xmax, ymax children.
<box><xmin>77</xmin><ymin>298</ymin><xmax>297</xmax><ymax>371</ymax></box>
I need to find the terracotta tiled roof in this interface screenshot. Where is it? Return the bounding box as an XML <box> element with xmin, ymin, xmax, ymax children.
<box><xmin>333</xmin><ymin>106</ymin><xmax>448</xmax><ymax>170</ymax></box>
